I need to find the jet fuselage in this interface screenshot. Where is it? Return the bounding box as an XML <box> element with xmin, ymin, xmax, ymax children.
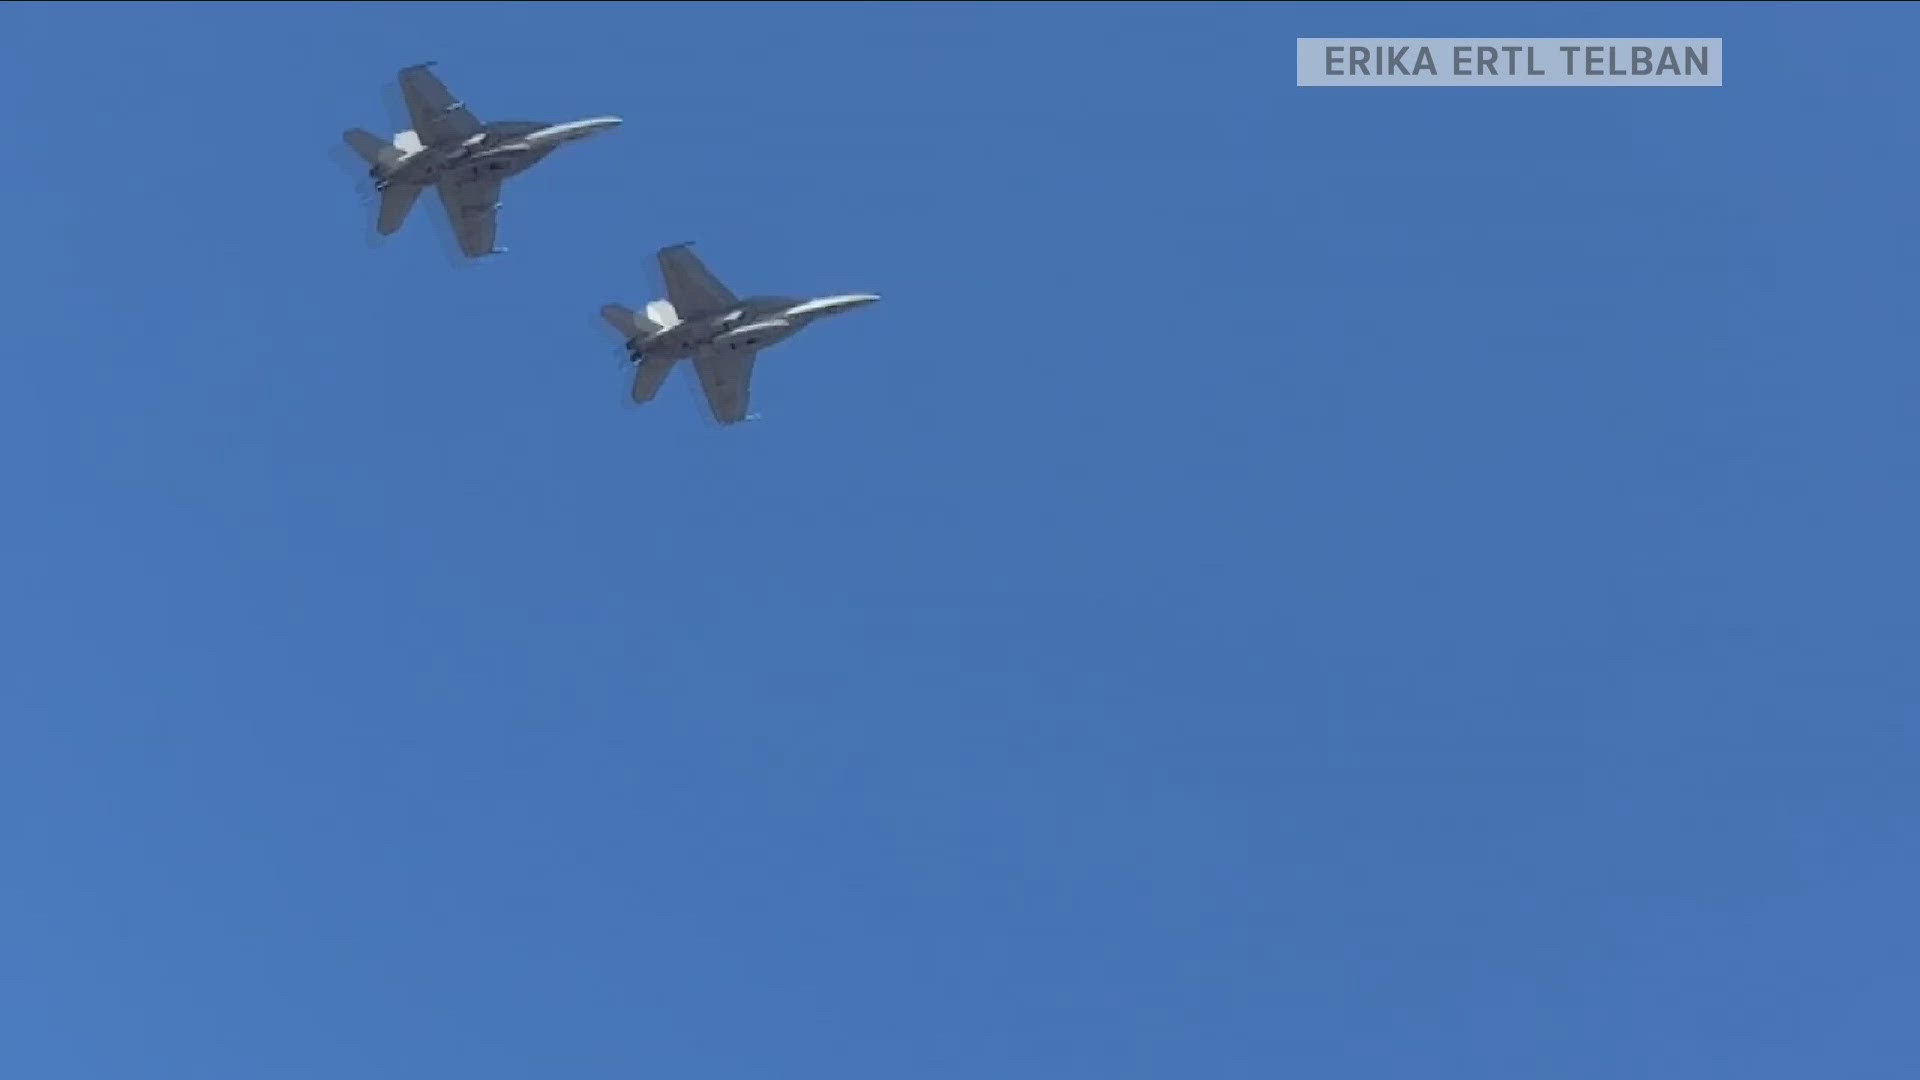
<box><xmin>373</xmin><ymin>117</ymin><xmax>621</xmax><ymax>190</ymax></box>
<box><xmin>631</xmin><ymin>294</ymin><xmax>881</xmax><ymax>361</ymax></box>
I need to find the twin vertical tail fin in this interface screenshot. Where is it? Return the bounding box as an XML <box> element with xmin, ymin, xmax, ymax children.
<box><xmin>601</xmin><ymin>300</ymin><xmax>680</xmax><ymax>347</ymax></box>
<box><xmin>602</xmin><ymin>303</ymin><xmax>683</xmax><ymax>405</ymax></box>
<box><xmin>643</xmin><ymin>300</ymin><xmax>680</xmax><ymax>330</ymax></box>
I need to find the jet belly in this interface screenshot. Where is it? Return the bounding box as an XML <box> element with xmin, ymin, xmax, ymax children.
<box><xmin>383</xmin><ymin>151</ymin><xmax>439</xmax><ymax>186</ymax></box>
<box><xmin>451</xmin><ymin>145</ymin><xmax>540</xmax><ymax>181</ymax></box>
<box><xmin>638</xmin><ymin>321</ymin><xmax>702</xmax><ymax>360</ymax></box>
<box><xmin>713</xmin><ymin>318</ymin><xmax>796</xmax><ymax>351</ymax></box>
<box><xmin>640</xmin><ymin>312</ymin><xmax>795</xmax><ymax>359</ymax></box>
<box><xmin>386</xmin><ymin>140</ymin><xmax>488</xmax><ymax>186</ymax></box>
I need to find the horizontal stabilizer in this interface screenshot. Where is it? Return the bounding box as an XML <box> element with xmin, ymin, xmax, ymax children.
<box><xmin>377</xmin><ymin>184</ymin><xmax>422</xmax><ymax>235</ymax></box>
<box><xmin>601</xmin><ymin>303</ymin><xmax>654</xmax><ymax>341</ymax></box>
<box><xmin>632</xmin><ymin>355</ymin><xmax>677</xmax><ymax>404</ymax></box>
<box><xmin>343</xmin><ymin>128</ymin><xmax>401</xmax><ymax>168</ymax></box>
<box><xmin>601</xmin><ymin>303</ymin><xmax>640</xmax><ymax>333</ymax></box>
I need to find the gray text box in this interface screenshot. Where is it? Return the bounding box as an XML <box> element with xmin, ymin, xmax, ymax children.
<box><xmin>1297</xmin><ymin>39</ymin><xmax>1722</xmax><ymax>87</ymax></box>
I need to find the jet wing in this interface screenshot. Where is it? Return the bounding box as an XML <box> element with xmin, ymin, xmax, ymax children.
<box><xmin>690</xmin><ymin>346</ymin><xmax>757</xmax><ymax>425</ymax></box>
<box><xmin>400</xmin><ymin>64</ymin><xmax>481</xmax><ymax>145</ymax></box>
<box><xmin>658</xmin><ymin>245</ymin><xmax>736</xmax><ymax>321</ymax></box>
<box><xmin>435</xmin><ymin>175</ymin><xmax>502</xmax><ymax>258</ymax></box>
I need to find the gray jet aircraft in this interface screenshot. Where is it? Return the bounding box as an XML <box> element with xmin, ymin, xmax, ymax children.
<box><xmin>600</xmin><ymin>244</ymin><xmax>879</xmax><ymax>425</ymax></box>
<box><xmin>343</xmin><ymin>63</ymin><xmax>620</xmax><ymax>257</ymax></box>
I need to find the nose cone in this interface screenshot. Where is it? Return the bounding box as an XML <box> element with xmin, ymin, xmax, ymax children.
<box><xmin>785</xmin><ymin>293</ymin><xmax>880</xmax><ymax>318</ymax></box>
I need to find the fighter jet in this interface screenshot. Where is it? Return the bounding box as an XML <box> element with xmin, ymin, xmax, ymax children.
<box><xmin>342</xmin><ymin>63</ymin><xmax>620</xmax><ymax>258</ymax></box>
<box><xmin>599</xmin><ymin>244</ymin><xmax>879</xmax><ymax>425</ymax></box>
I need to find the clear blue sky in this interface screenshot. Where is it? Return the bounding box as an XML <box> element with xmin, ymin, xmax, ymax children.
<box><xmin>3</xmin><ymin>3</ymin><xmax>1916</xmax><ymax>1076</ymax></box>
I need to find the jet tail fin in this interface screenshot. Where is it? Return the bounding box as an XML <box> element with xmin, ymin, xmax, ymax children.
<box><xmin>343</xmin><ymin>128</ymin><xmax>403</xmax><ymax>169</ymax></box>
<box><xmin>602</xmin><ymin>302</ymin><xmax>678</xmax><ymax>343</ymax></box>
<box><xmin>644</xmin><ymin>299</ymin><xmax>681</xmax><ymax>329</ymax></box>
